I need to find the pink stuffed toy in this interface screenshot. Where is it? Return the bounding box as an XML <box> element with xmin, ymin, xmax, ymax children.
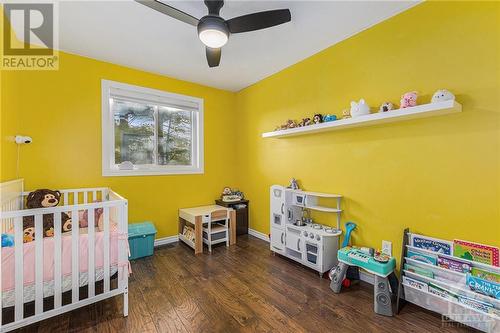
<box><xmin>400</xmin><ymin>91</ymin><xmax>418</xmax><ymax>108</ymax></box>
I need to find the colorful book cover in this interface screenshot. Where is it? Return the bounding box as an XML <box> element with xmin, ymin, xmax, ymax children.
<box><xmin>407</xmin><ymin>249</ymin><xmax>437</xmax><ymax>265</ymax></box>
<box><xmin>437</xmin><ymin>256</ymin><xmax>472</xmax><ymax>273</ymax></box>
<box><xmin>403</xmin><ymin>275</ymin><xmax>428</xmax><ymax>292</ymax></box>
<box><xmin>466</xmin><ymin>274</ymin><xmax>500</xmax><ymax>299</ymax></box>
<box><xmin>471</xmin><ymin>267</ymin><xmax>500</xmax><ymax>283</ymax></box>
<box><xmin>457</xmin><ymin>295</ymin><xmax>493</xmax><ymax>314</ymax></box>
<box><xmin>404</xmin><ymin>263</ymin><xmax>434</xmax><ymax>279</ymax></box>
<box><xmin>428</xmin><ymin>283</ymin><xmax>458</xmax><ymax>301</ymax></box>
<box><xmin>411</xmin><ymin>234</ymin><xmax>452</xmax><ymax>255</ymax></box>
<box><xmin>453</xmin><ymin>239</ymin><xmax>499</xmax><ymax>266</ymax></box>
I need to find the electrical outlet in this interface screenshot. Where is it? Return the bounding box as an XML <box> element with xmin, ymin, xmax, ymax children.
<box><xmin>382</xmin><ymin>240</ymin><xmax>392</xmax><ymax>256</ymax></box>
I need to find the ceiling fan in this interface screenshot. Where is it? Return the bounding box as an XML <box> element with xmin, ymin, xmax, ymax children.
<box><xmin>136</xmin><ymin>0</ymin><xmax>291</xmax><ymax>68</ymax></box>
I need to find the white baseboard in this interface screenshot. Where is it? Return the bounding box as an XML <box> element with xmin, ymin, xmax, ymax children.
<box><xmin>248</xmin><ymin>228</ymin><xmax>270</xmax><ymax>242</ymax></box>
<box><xmin>154</xmin><ymin>235</ymin><xmax>179</xmax><ymax>247</ymax></box>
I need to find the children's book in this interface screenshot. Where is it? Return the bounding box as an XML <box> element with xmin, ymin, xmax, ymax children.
<box><xmin>410</xmin><ymin>234</ymin><xmax>453</xmax><ymax>255</ymax></box>
<box><xmin>457</xmin><ymin>294</ymin><xmax>493</xmax><ymax>314</ymax></box>
<box><xmin>471</xmin><ymin>267</ymin><xmax>500</xmax><ymax>283</ymax></box>
<box><xmin>407</xmin><ymin>249</ymin><xmax>437</xmax><ymax>265</ymax></box>
<box><xmin>453</xmin><ymin>240</ymin><xmax>499</xmax><ymax>266</ymax></box>
<box><xmin>437</xmin><ymin>256</ymin><xmax>472</xmax><ymax>273</ymax></box>
<box><xmin>428</xmin><ymin>283</ymin><xmax>458</xmax><ymax>301</ymax></box>
<box><xmin>403</xmin><ymin>275</ymin><xmax>428</xmax><ymax>292</ymax></box>
<box><xmin>404</xmin><ymin>263</ymin><xmax>434</xmax><ymax>279</ymax></box>
<box><xmin>466</xmin><ymin>274</ymin><xmax>500</xmax><ymax>299</ymax></box>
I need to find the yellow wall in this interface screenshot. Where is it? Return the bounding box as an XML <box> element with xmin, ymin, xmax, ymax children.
<box><xmin>235</xmin><ymin>1</ymin><xmax>500</xmax><ymax>258</ymax></box>
<box><xmin>1</xmin><ymin>1</ymin><xmax>499</xmax><ymax>255</ymax></box>
<box><xmin>1</xmin><ymin>52</ymin><xmax>237</xmax><ymax>238</ymax></box>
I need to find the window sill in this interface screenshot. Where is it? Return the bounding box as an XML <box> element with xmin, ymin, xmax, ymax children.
<box><xmin>102</xmin><ymin>167</ymin><xmax>204</xmax><ymax>177</ymax></box>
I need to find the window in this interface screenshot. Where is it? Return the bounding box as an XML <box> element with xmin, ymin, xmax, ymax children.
<box><xmin>101</xmin><ymin>80</ymin><xmax>203</xmax><ymax>176</ymax></box>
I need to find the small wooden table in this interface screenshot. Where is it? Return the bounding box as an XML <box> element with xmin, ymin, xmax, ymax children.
<box><xmin>178</xmin><ymin>205</ymin><xmax>236</xmax><ymax>254</ymax></box>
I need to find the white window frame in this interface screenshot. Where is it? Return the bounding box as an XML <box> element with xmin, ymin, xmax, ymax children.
<box><xmin>101</xmin><ymin>79</ymin><xmax>204</xmax><ymax>177</ymax></box>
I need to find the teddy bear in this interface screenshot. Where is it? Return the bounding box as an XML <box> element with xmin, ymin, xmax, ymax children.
<box><xmin>62</xmin><ymin>212</ymin><xmax>72</xmax><ymax>233</ymax></box>
<box><xmin>431</xmin><ymin>89</ymin><xmax>455</xmax><ymax>103</ymax></box>
<box><xmin>313</xmin><ymin>114</ymin><xmax>323</xmax><ymax>124</ymax></box>
<box><xmin>299</xmin><ymin>118</ymin><xmax>312</xmax><ymax>127</ymax></box>
<box><xmin>379</xmin><ymin>102</ymin><xmax>394</xmax><ymax>113</ymax></box>
<box><xmin>286</xmin><ymin>119</ymin><xmax>298</xmax><ymax>129</ymax></box>
<box><xmin>400</xmin><ymin>91</ymin><xmax>418</xmax><ymax>108</ymax></box>
<box><xmin>23</xmin><ymin>189</ymin><xmax>61</xmax><ymax>242</ymax></box>
<box><xmin>350</xmin><ymin>99</ymin><xmax>371</xmax><ymax>117</ymax></box>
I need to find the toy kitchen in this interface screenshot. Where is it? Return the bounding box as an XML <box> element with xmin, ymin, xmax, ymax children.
<box><xmin>270</xmin><ymin>185</ymin><xmax>343</xmax><ymax>276</ymax></box>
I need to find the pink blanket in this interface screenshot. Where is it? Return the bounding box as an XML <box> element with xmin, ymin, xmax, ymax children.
<box><xmin>2</xmin><ymin>231</ymin><xmax>119</xmax><ymax>292</ymax></box>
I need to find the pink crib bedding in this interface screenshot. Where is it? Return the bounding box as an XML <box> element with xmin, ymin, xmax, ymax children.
<box><xmin>1</xmin><ymin>231</ymin><xmax>119</xmax><ymax>292</ymax></box>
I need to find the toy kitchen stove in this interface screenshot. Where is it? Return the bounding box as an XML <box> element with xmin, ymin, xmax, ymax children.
<box><xmin>270</xmin><ymin>185</ymin><xmax>343</xmax><ymax>275</ymax></box>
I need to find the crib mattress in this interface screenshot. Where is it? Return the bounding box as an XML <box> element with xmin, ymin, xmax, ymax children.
<box><xmin>2</xmin><ymin>266</ymin><xmax>118</xmax><ymax>308</ymax></box>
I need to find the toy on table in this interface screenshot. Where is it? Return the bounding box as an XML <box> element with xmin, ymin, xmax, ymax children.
<box><xmin>431</xmin><ymin>89</ymin><xmax>455</xmax><ymax>103</ymax></box>
<box><xmin>323</xmin><ymin>114</ymin><xmax>337</xmax><ymax>122</ymax></box>
<box><xmin>221</xmin><ymin>187</ymin><xmax>243</xmax><ymax>202</ymax></box>
<box><xmin>350</xmin><ymin>99</ymin><xmax>371</xmax><ymax>117</ymax></box>
<box><xmin>379</xmin><ymin>102</ymin><xmax>394</xmax><ymax>113</ymax></box>
<box><xmin>313</xmin><ymin>114</ymin><xmax>323</xmax><ymax>124</ymax></box>
<box><xmin>374</xmin><ymin>250</ymin><xmax>390</xmax><ymax>263</ymax></box>
<box><xmin>400</xmin><ymin>91</ymin><xmax>418</xmax><ymax>108</ymax></box>
<box><xmin>331</xmin><ymin>246</ymin><xmax>398</xmax><ymax>316</ymax></box>
<box><xmin>1</xmin><ymin>234</ymin><xmax>14</xmax><ymax>247</ymax></box>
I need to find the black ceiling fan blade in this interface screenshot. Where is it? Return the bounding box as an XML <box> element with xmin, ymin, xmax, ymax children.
<box><xmin>135</xmin><ymin>0</ymin><xmax>199</xmax><ymax>26</ymax></box>
<box><xmin>206</xmin><ymin>47</ymin><xmax>221</xmax><ymax>67</ymax></box>
<box><xmin>226</xmin><ymin>9</ymin><xmax>291</xmax><ymax>34</ymax></box>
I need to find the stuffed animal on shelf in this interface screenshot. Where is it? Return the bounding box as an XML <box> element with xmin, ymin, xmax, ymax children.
<box><xmin>299</xmin><ymin>118</ymin><xmax>312</xmax><ymax>127</ymax></box>
<box><xmin>350</xmin><ymin>99</ymin><xmax>371</xmax><ymax>117</ymax></box>
<box><xmin>400</xmin><ymin>91</ymin><xmax>418</xmax><ymax>108</ymax></box>
<box><xmin>431</xmin><ymin>89</ymin><xmax>455</xmax><ymax>103</ymax></box>
<box><xmin>313</xmin><ymin>114</ymin><xmax>323</xmax><ymax>124</ymax></box>
<box><xmin>341</xmin><ymin>109</ymin><xmax>351</xmax><ymax>119</ymax></box>
<box><xmin>2</xmin><ymin>234</ymin><xmax>14</xmax><ymax>247</ymax></box>
<box><xmin>379</xmin><ymin>102</ymin><xmax>394</xmax><ymax>113</ymax></box>
<box><xmin>286</xmin><ymin>119</ymin><xmax>298</xmax><ymax>129</ymax></box>
<box><xmin>323</xmin><ymin>114</ymin><xmax>337</xmax><ymax>122</ymax></box>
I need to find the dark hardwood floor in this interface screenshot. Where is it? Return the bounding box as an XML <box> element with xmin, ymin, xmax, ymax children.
<box><xmin>13</xmin><ymin>235</ymin><xmax>475</xmax><ymax>333</ymax></box>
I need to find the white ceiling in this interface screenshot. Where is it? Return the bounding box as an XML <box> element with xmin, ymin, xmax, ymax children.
<box><xmin>15</xmin><ymin>0</ymin><xmax>420</xmax><ymax>91</ymax></box>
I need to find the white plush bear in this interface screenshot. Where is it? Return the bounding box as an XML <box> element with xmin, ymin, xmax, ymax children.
<box><xmin>431</xmin><ymin>89</ymin><xmax>455</xmax><ymax>103</ymax></box>
<box><xmin>350</xmin><ymin>99</ymin><xmax>371</xmax><ymax>117</ymax></box>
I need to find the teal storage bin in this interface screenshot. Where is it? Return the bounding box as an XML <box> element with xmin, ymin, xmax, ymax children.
<box><xmin>128</xmin><ymin>222</ymin><xmax>157</xmax><ymax>260</ymax></box>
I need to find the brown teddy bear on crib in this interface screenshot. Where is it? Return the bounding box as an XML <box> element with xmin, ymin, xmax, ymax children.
<box><xmin>22</xmin><ymin>189</ymin><xmax>62</xmax><ymax>242</ymax></box>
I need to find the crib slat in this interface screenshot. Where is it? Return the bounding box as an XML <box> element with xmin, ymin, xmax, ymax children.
<box><xmin>14</xmin><ymin>216</ymin><xmax>23</xmax><ymax>321</ymax></box>
<box><xmin>88</xmin><ymin>208</ymin><xmax>95</xmax><ymax>297</ymax></box>
<box><xmin>71</xmin><ymin>209</ymin><xmax>79</xmax><ymax>303</ymax></box>
<box><xmin>34</xmin><ymin>214</ymin><xmax>43</xmax><ymax>315</ymax></box>
<box><xmin>83</xmin><ymin>191</ymin><xmax>88</xmax><ymax>204</ymax></box>
<box><xmin>73</xmin><ymin>192</ymin><xmax>78</xmax><ymax>205</ymax></box>
<box><xmin>54</xmin><ymin>213</ymin><xmax>62</xmax><ymax>308</ymax></box>
<box><xmin>103</xmin><ymin>207</ymin><xmax>110</xmax><ymax>293</ymax></box>
<box><xmin>92</xmin><ymin>191</ymin><xmax>97</xmax><ymax>202</ymax></box>
<box><xmin>117</xmin><ymin>205</ymin><xmax>124</xmax><ymax>290</ymax></box>
<box><xmin>64</xmin><ymin>192</ymin><xmax>69</xmax><ymax>205</ymax></box>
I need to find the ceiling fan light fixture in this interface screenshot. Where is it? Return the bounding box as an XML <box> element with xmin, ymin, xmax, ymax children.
<box><xmin>199</xmin><ymin>28</ymin><xmax>228</xmax><ymax>48</ymax></box>
<box><xmin>197</xmin><ymin>16</ymin><xmax>229</xmax><ymax>48</ymax></box>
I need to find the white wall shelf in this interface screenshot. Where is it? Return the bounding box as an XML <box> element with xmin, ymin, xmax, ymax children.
<box><xmin>262</xmin><ymin>100</ymin><xmax>462</xmax><ymax>138</ymax></box>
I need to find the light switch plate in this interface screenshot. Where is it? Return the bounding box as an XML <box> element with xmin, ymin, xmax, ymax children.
<box><xmin>382</xmin><ymin>240</ymin><xmax>392</xmax><ymax>256</ymax></box>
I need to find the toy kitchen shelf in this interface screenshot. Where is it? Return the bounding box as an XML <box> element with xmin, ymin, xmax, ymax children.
<box><xmin>262</xmin><ymin>100</ymin><xmax>462</xmax><ymax>138</ymax></box>
<box><xmin>294</xmin><ymin>190</ymin><xmax>342</xmax><ymax>214</ymax></box>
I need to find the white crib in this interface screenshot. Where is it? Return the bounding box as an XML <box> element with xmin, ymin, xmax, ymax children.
<box><xmin>0</xmin><ymin>179</ymin><xmax>129</xmax><ymax>332</ymax></box>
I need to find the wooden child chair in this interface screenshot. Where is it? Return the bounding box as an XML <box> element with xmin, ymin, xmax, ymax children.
<box><xmin>203</xmin><ymin>209</ymin><xmax>230</xmax><ymax>253</ymax></box>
